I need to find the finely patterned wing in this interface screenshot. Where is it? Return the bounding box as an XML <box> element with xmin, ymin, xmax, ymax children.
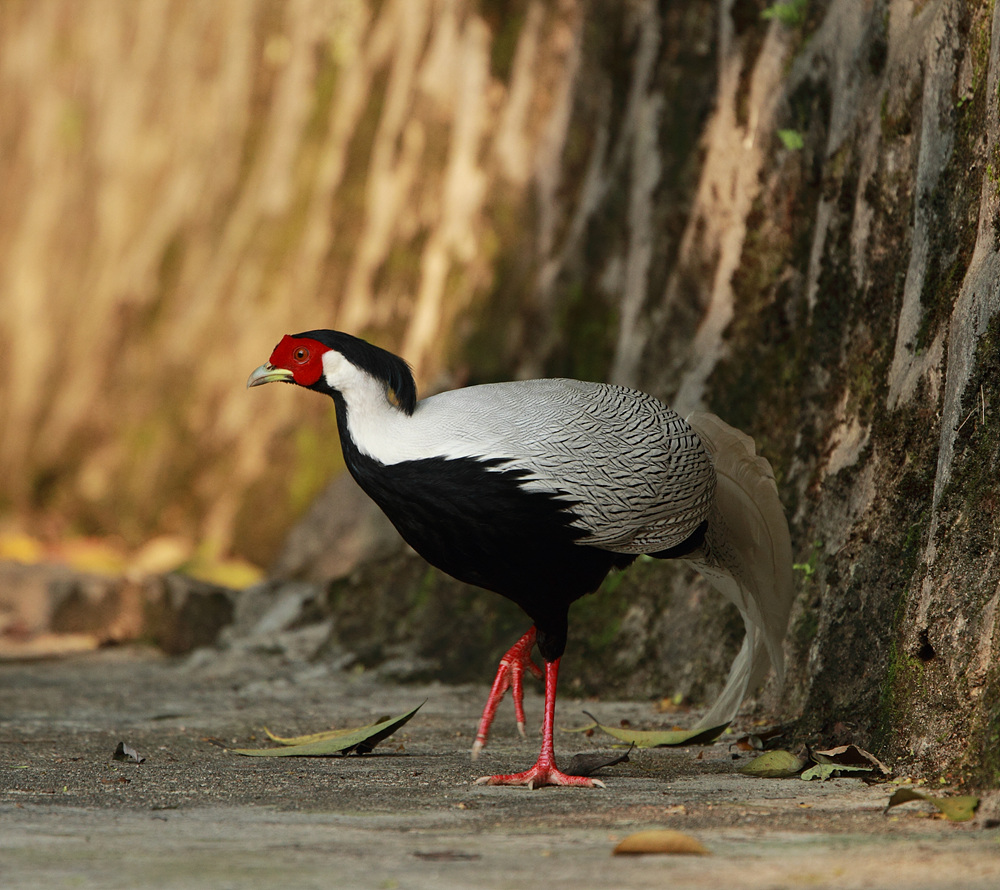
<box><xmin>400</xmin><ymin>379</ymin><xmax>716</xmax><ymax>554</ymax></box>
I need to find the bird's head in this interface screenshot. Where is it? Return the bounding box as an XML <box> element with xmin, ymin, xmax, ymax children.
<box><xmin>247</xmin><ymin>329</ymin><xmax>417</xmax><ymax>415</ymax></box>
<box><xmin>246</xmin><ymin>333</ymin><xmax>327</xmax><ymax>388</ymax></box>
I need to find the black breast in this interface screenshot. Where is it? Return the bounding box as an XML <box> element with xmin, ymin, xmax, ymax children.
<box><xmin>333</xmin><ymin>408</ymin><xmax>633</xmax><ymax>659</ymax></box>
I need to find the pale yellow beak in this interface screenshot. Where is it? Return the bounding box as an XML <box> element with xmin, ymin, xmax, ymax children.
<box><xmin>246</xmin><ymin>363</ymin><xmax>295</xmax><ymax>388</ymax></box>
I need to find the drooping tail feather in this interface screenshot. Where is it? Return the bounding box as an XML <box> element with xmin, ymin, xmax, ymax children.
<box><xmin>681</xmin><ymin>412</ymin><xmax>795</xmax><ymax>731</ymax></box>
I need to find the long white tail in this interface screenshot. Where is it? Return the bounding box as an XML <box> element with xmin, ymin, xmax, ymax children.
<box><xmin>682</xmin><ymin>411</ymin><xmax>795</xmax><ymax>731</ymax></box>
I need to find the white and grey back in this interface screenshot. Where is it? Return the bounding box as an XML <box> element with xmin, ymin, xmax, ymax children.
<box><xmin>341</xmin><ymin>377</ymin><xmax>716</xmax><ymax>556</ymax></box>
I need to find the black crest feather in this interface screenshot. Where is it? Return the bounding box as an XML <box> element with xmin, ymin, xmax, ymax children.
<box><xmin>294</xmin><ymin>329</ymin><xmax>417</xmax><ymax>415</ymax></box>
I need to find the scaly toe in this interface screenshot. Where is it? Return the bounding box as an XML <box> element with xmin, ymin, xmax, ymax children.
<box><xmin>475</xmin><ymin>765</ymin><xmax>607</xmax><ymax>789</ymax></box>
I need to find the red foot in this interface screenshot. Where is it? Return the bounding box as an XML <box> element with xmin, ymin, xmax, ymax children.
<box><xmin>475</xmin><ymin>765</ymin><xmax>605</xmax><ymax>790</ymax></box>
<box><xmin>471</xmin><ymin>627</ymin><xmax>543</xmax><ymax>758</ymax></box>
<box><xmin>473</xmin><ymin>658</ymin><xmax>606</xmax><ymax>790</ymax></box>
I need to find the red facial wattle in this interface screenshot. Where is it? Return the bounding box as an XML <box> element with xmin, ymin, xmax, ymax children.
<box><xmin>268</xmin><ymin>335</ymin><xmax>327</xmax><ymax>386</ymax></box>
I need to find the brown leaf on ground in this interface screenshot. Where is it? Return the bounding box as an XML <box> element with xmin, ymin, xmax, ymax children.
<box><xmin>886</xmin><ymin>787</ymin><xmax>979</xmax><ymax>822</ymax></box>
<box><xmin>562</xmin><ymin>745</ymin><xmax>633</xmax><ymax>777</ymax></box>
<box><xmin>812</xmin><ymin>744</ymin><xmax>891</xmax><ymax>777</ymax></box>
<box><xmin>613</xmin><ymin>830</ymin><xmax>710</xmax><ymax>856</ymax></box>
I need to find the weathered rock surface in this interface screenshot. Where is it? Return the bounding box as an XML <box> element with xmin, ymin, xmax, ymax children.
<box><xmin>0</xmin><ymin>561</ymin><xmax>235</xmax><ymax>658</ymax></box>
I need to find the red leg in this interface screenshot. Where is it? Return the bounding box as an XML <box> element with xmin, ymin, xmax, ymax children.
<box><xmin>471</xmin><ymin>627</ymin><xmax>543</xmax><ymax>759</ymax></box>
<box><xmin>475</xmin><ymin>658</ymin><xmax>606</xmax><ymax>789</ymax></box>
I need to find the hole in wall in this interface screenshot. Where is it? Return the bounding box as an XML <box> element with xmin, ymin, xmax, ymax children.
<box><xmin>916</xmin><ymin>628</ymin><xmax>936</xmax><ymax>663</ymax></box>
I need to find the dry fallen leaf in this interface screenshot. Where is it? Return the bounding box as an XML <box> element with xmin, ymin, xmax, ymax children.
<box><xmin>112</xmin><ymin>742</ymin><xmax>145</xmax><ymax>764</ymax></box>
<box><xmin>886</xmin><ymin>787</ymin><xmax>979</xmax><ymax>822</ymax></box>
<box><xmin>812</xmin><ymin>744</ymin><xmax>891</xmax><ymax>776</ymax></box>
<box><xmin>58</xmin><ymin>537</ymin><xmax>128</xmax><ymax>575</ymax></box>
<box><xmin>562</xmin><ymin>745</ymin><xmax>633</xmax><ymax>777</ymax></box>
<box><xmin>413</xmin><ymin>851</ymin><xmax>480</xmax><ymax>862</ymax></box>
<box><xmin>0</xmin><ymin>532</ymin><xmax>44</xmax><ymax>564</ymax></box>
<box><xmin>127</xmin><ymin>535</ymin><xmax>193</xmax><ymax>576</ymax></box>
<box><xmin>613</xmin><ymin>830</ymin><xmax>710</xmax><ymax>856</ymax></box>
<box><xmin>801</xmin><ymin>762</ymin><xmax>873</xmax><ymax>781</ymax></box>
<box><xmin>737</xmin><ymin>749</ymin><xmax>804</xmax><ymax>778</ymax></box>
<box><xmin>567</xmin><ymin>711</ymin><xmax>728</xmax><ymax>747</ymax></box>
<box><xmin>182</xmin><ymin>555</ymin><xmax>263</xmax><ymax>590</ymax></box>
<box><xmin>801</xmin><ymin>743</ymin><xmax>891</xmax><ymax>781</ymax></box>
<box><xmin>231</xmin><ymin>703</ymin><xmax>423</xmax><ymax>757</ymax></box>
<box><xmin>263</xmin><ymin>716</ymin><xmax>392</xmax><ymax>746</ymax></box>
<box><xmin>733</xmin><ymin>726</ymin><xmax>786</xmax><ymax>752</ymax></box>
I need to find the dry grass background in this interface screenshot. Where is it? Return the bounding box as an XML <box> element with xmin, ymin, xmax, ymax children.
<box><xmin>0</xmin><ymin>0</ymin><xmax>576</xmax><ymax>565</ymax></box>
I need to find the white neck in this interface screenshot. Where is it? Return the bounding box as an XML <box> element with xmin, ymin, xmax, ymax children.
<box><xmin>322</xmin><ymin>350</ymin><xmax>416</xmax><ymax>462</ymax></box>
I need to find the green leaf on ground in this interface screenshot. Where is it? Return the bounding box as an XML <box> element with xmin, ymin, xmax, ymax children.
<box><xmin>738</xmin><ymin>749</ymin><xmax>805</xmax><ymax>778</ymax></box>
<box><xmin>263</xmin><ymin>717</ymin><xmax>392</xmax><ymax>746</ymax></box>
<box><xmin>566</xmin><ymin>713</ymin><xmax>729</xmax><ymax>747</ymax></box>
<box><xmin>231</xmin><ymin>703</ymin><xmax>423</xmax><ymax>757</ymax></box>
<box><xmin>886</xmin><ymin>787</ymin><xmax>980</xmax><ymax>822</ymax></box>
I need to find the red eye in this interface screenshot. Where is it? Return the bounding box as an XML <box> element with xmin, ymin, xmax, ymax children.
<box><xmin>293</xmin><ymin>347</ymin><xmax>310</xmax><ymax>362</ymax></box>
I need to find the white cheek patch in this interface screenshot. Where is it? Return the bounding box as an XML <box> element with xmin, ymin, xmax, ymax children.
<box><xmin>321</xmin><ymin>350</ymin><xmax>350</xmax><ymax>387</ymax></box>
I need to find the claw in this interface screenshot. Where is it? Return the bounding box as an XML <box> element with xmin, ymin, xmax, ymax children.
<box><xmin>474</xmin><ymin>657</ymin><xmax>609</xmax><ymax>790</ymax></box>
<box><xmin>475</xmin><ymin>766</ymin><xmax>607</xmax><ymax>790</ymax></box>
<box><xmin>471</xmin><ymin>627</ymin><xmax>540</xmax><ymax>756</ymax></box>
